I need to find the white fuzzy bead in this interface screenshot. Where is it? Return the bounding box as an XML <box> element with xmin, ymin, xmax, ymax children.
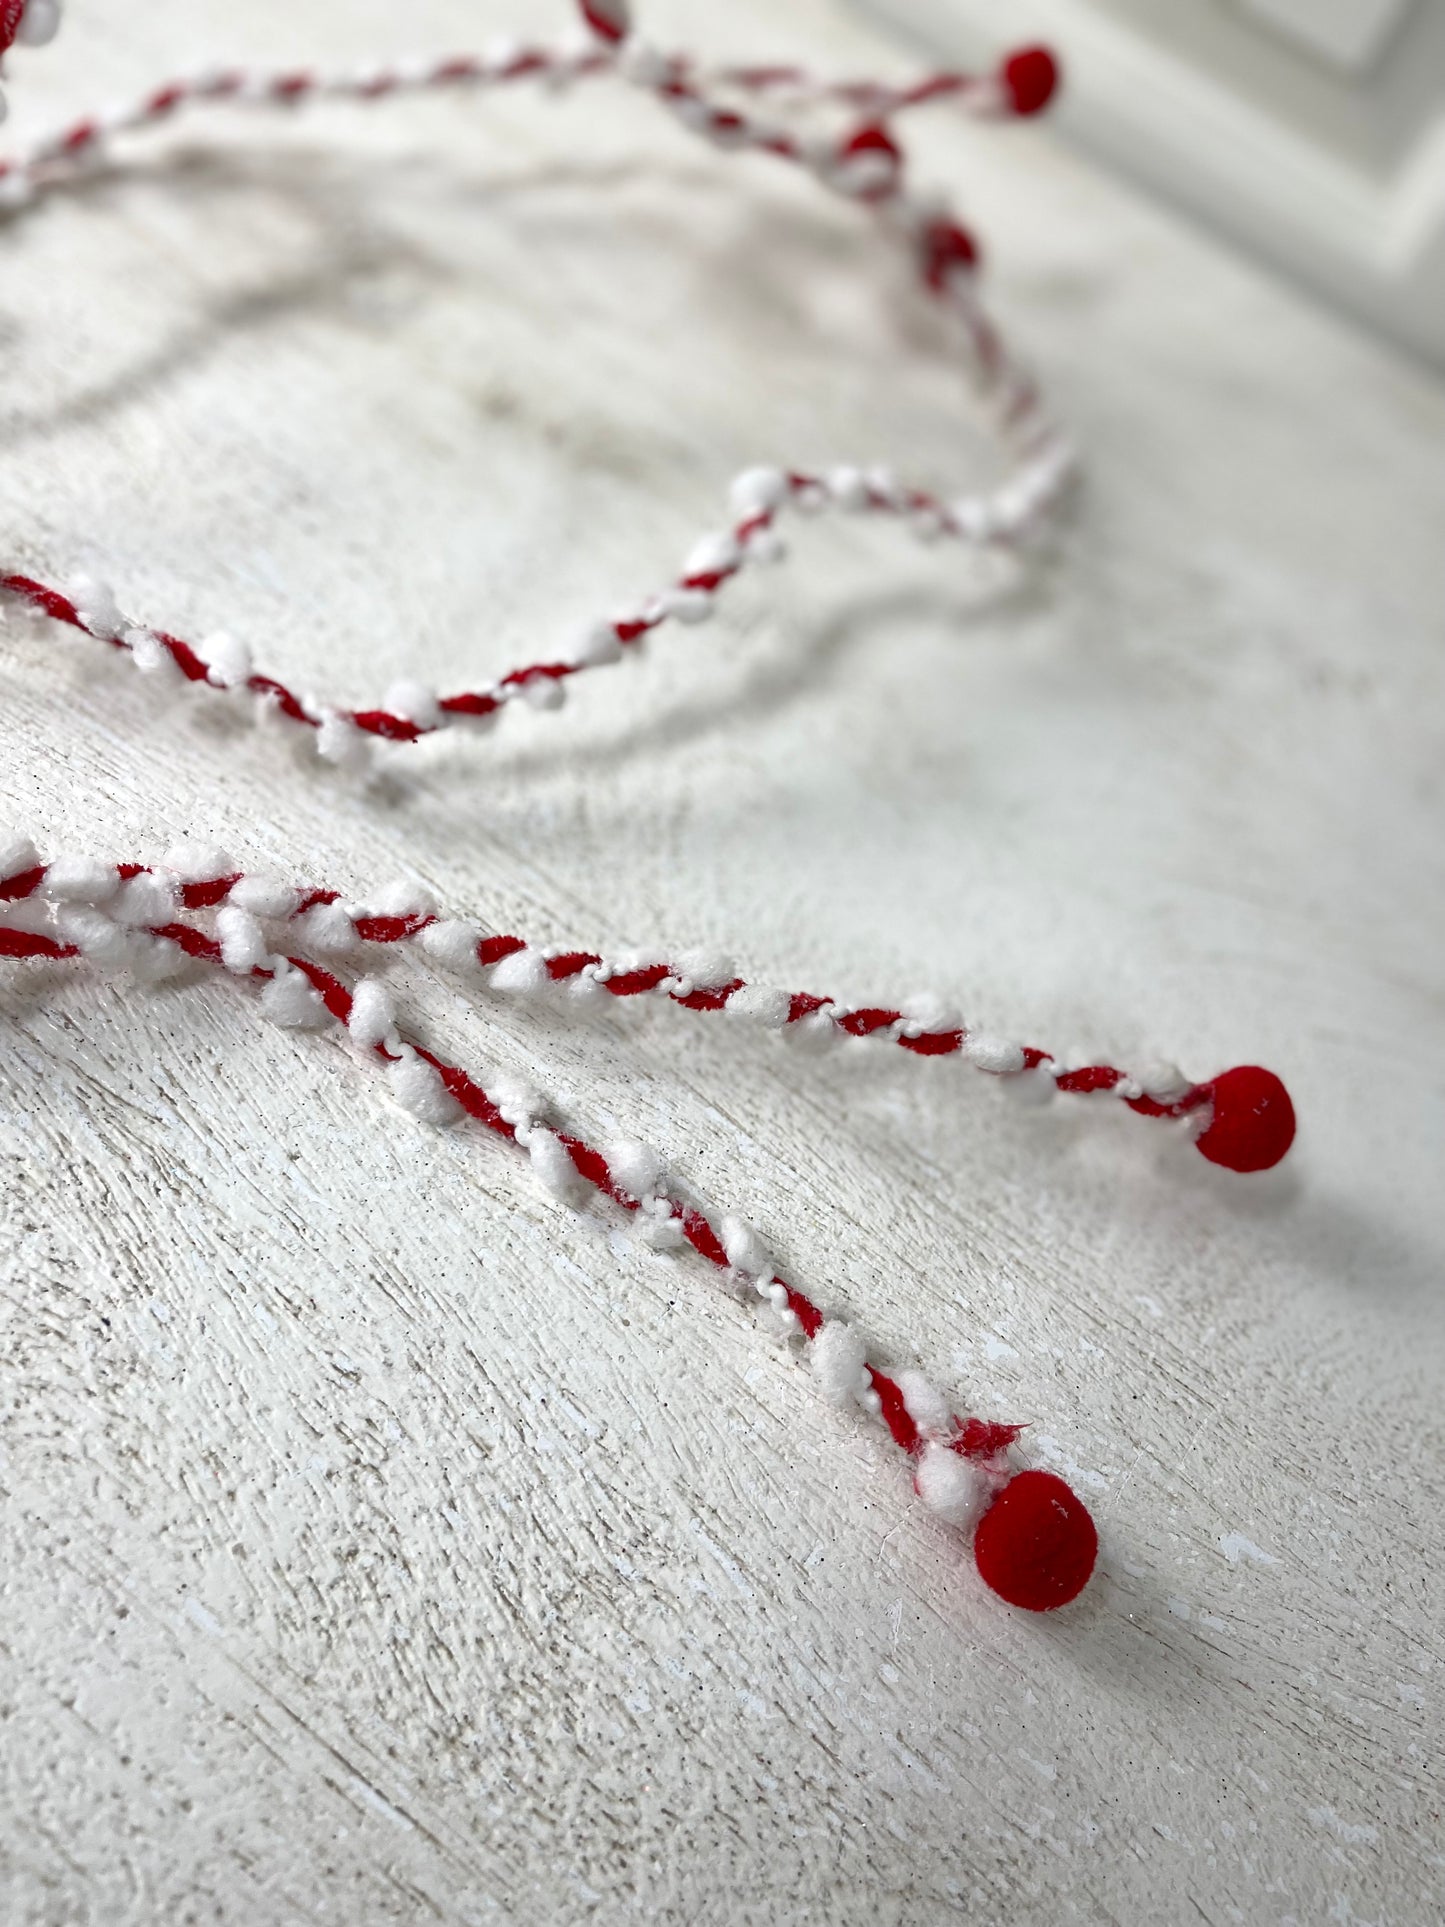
<box><xmin>569</xmin><ymin>621</ymin><xmax>623</xmax><ymax>668</ymax></box>
<box><xmin>896</xmin><ymin>1369</ymin><xmax>952</xmax><ymax>1439</ymax></box>
<box><xmin>914</xmin><ymin>1442</ymin><xmax>987</xmax><ymax>1530</ymax></box>
<box><xmin>346</xmin><ymin>977</ymin><xmax>395</xmax><ymax>1050</ymax></box>
<box><xmin>369</xmin><ymin>878</ymin><xmax>437</xmax><ymax>919</ymax></box>
<box><xmin>966</xmin><ymin>1034</ymin><xmax>1026</xmax><ymax>1075</ymax></box>
<box><xmin>54</xmin><ymin>906</ymin><xmax>136</xmax><ymax>971</ymax></box>
<box><xmin>729</xmin><ymin>466</ymin><xmax>788</xmax><ymax>517</ymax></box>
<box><xmin>215</xmin><ymin>906</ymin><xmax>270</xmax><ymax>975</ymax></box>
<box><xmin>659</xmin><ymin>588</ymin><xmax>713</xmax><ymax>626</ymax></box>
<box><xmin>293</xmin><ymin>901</ymin><xmax>357</xmax><ymax>954</ymax></box>
<box><xmin>126</xmin><ymin>628</ymin><xmax>180</xmax><ymax>680</ymax></box>
<box><xmin>38</xmin><ymin>855</ymin><xmax>117</xmax><ymax>904</ymax></box>
<box><xmin>670</xmin><ymin>947</ymin><xmax>737</xmax><ymax>990</ymax></box>
<box><xmin>389</xmin><ymin>1048</ymin><xmax>462</xmax><ymax>1126</ymax></box>
<box><xmin>227</xmin><ymin>874</ymin><xmax>301</xmax><ymax>920</ymax></box>
<box><xmin>260</xmin><ymin>970</ymin><xmax>330</xmax><ymax>1030</ymax></box>
<box><xmin>0</xmin><ymin>169</ymin><xmax>34</xmax><ymax>212</ymax></box>
<box><xmin>487</xmin><ymin>1070</ymin><xmax>544</xmax><ymax>1131</ymax></box>
<box><xmin>635</xmin><ymin>1212</ymin><xmax>685</xmax><ymax>1251</ymax></box>
<box><xmin>720</xmin><ymin>1216</ymin><xmax>771</xmax><ymax>1281</ymax></box>
<box><xmin>1137</xmin><ymin>1059</ymin><xmax>1190</xmax><ymax>1102</ymax></box>
<box><xmin>382</xmin><ymin>679</ymin><xmax>443</xmax><ymax>730</ymax></box>
<box><xmin>111</xmin><ymin>873</ymin><xmax>175</xmax><ymax>927</ymax></box>
<box><xmin>68</xmin><ymin>576</ymin><xmax>125</xmax><ymax>641</ymax></box>
<box><xmin>521</xmin><ymin>674</ymin><xmax>567</xmax><ymax>710</ymax></box>
<box><xmin>683</xmin><ymin>532</ymin><xmax>742</xmax><ymax>579</ymax></box>
<box><xmin>197</xmin><ymin>630</ymin><xmax>252</xmax><ymax>689</ymax></box>
<box><xmin>418</xmin><ymin>918</ymin><xmax>485</xmax><ymax>973</ymax></box>
<box><xmin>528</xmin><ymin>1127</ymin><xmax>582</xmax><ymax>1203</ymax></box>
<box><xmin>0</xmin><ymin>833</ymin><xmax>40</xmax><ymax>883</ymax></box>
<box><xmin>724</xmin><ymin>982</ymin><xmax>791</xmax><ymax>1029</ymax></box>
<box><xmin>810</xmin><ymin>1321</ymin><xmax>869</xmax><ymax>1408</ymax></box>
<box><xmin>605</xmin><ymin>1137</ymin><xmax>664</xmax><ymax>1201</ymax></box>
<box><xmin>163</xmin><ymin>841</ymin><xmax>235</xmax><ymax>883</ymax></box>
<box><xmin>488</xmin><ymin>945</ymin><xmax>550</xmax><ymax>994</ymax></box>
<box><xmin>826</xmin><ymin>465</ymin><xmax>869</xmax><ymax>510</ymax></box>
<box><xmin>316</xmin><ymin>709</ymin><xmax>371</xmax><ymax>773</ymax></box>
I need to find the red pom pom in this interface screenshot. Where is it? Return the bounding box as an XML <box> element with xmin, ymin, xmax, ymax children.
<box><xmin>1193</xmin><ymin>1064</ymin><xmax>1296</xmax><ymax>1174</ymax></box>
<box><xmin>999</xmin><ymin>46</ymin><xmax>1059</xmax><ymax>117</ymax></box>
<box><xmin>0</xmin><ymin>0</ymin><xmax>26</xmax><ymax>57</ymax></box>
<box><xmin>973</xmin><ymin>1470</ymin><xmax>1097</xmax><ymax>1611</ymax></box>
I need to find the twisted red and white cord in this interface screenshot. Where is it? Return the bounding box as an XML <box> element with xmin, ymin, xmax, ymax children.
<box><xmin>0</xmin><ymin>7</ymin><xmax>1072</xmax><ymax>754</ymax></box>
<box><xmin>0</xmin><ymin>832</ymin><xmax>1100</xmax><ymax>1611</ymax></box>
<box><xmin>0</xmin><ymin>841</ymin><xmax>1299</xmax><ymax>1173</ymax></box>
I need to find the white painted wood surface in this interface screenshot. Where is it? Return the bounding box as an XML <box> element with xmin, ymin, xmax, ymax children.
<box><xmin>2</xmin><ymin>2</ymin><xmax>1443</xmax><ymax>1920</ymax></box>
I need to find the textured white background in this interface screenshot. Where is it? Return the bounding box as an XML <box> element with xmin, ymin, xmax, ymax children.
<box><xmin>1</xmin><ymin>2</ymin><xmax>1443</xmax><ymax>1922</ymax></box>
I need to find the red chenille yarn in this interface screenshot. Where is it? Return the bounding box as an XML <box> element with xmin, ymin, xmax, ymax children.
<box><xmin>0</xmin><ymin>0</ymin><xmax>26</xmax><ymax>55</ymax></box>
<box><xmin>1194</xmin><ymin>1065</ymin><xmax>1296</xmax><ymax>1174</ymax></box>
<box><xmin>973</xmin><ymin>1470</ymin><xmax>1098</xmax><ymax>1611</ymax></box>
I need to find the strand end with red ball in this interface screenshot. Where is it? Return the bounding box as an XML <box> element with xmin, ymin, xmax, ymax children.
<box><xmin>1193</xmin><ymin>1064</ymin><xmax>1296</xmax><ymax>1174</ymax></box>
<box><xmin>973</xmin><ymin>1469</ymin><xmax>1097</xmax><ymax>1611</ymax></box>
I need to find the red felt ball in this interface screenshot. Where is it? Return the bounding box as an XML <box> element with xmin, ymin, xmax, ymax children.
<box><xmin>973</xmin><ymin>1470</ymin><xmax>1097</xmax><ymax>1611</ymax></box>
<box><xmin>1193</xmin><ymin>1064</ymin><xmax>1296</xmax><ymax>1174</ymax></box>
<box><xmin>999</xmin><ymin>46</ymin><xmax>1060</xmax><ymax>117</ymax></box>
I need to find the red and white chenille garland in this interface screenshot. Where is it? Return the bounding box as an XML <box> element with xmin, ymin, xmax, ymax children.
<box><xmin>0</xmin><ymin>0</ymin><xmax>1298</xmax><ymax>1613</ymax></box>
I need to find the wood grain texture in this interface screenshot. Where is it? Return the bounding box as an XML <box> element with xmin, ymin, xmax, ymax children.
<box><xmin>1</xmin><ymin>3</ymin><xmax>1442</xmax><ymax>1921</ymax></box>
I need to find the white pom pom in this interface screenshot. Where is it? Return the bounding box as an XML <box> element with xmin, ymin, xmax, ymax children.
<box><xmin>163</xmin><ymin>841</ymin><xmax>235</xmax><ymax>884</ymax></box>
<box><xmin>215</xmin><ymin>906</ymin><xmax>269</xmax><ymax>975</ymax></box>
<box><xmin>293</xmin><ymin>901</ymin><xmax>357</xmax><ymax>954</ymax></box>
<box><xmin>368</xmin><ymin>878</ymin><xmax>437</xmax><ymax>919</ymax></box>
<box><xmin>896</xmin><ymin>1370</ymin><xmax>951</xmax><ymax>1439</ymax></box>
<box><xmin>316</xmin><ymin>709</ymin><xmax>371</xmax><ymax>773</ymax></box>
<box><xmin>112</xmin><ymin>873</ymin><xmax>175</xmax><ymax>927</ymax></box>
<box><xmin>826</xmin><ymin>465</ymin><xmax>869</xmax><ymax>510</ymax></box>
<box><xmin>418</xmin><ymin>918</ymin><xmax>485</xmax><ymax>973</ymax></box>
<box><xmin>228</xmin><ymin>874</ymin><xmax>300</xmax><ymax>920</ymax></box>
<box><xmin>914</xmin><ymin>1442</ymin><xmax>987</xmax><ymax>1530</ymax></box>
<box><xmin>724</xmin><ymin>982</ymin><xmax>791</xmax><ymax>1029</ymax></box>
<box><xmin>487</xmin><ymin>945</ymin><xmax>549</xmax><ymax>994</ymax></box>
<box><xmin>383</xmin><ymin>679</ymin><xmax>443</xmax><ymax>731</ymax></box>
<box><xmin>121</xmin><ymin>627</ymin><xmax>180</xmax><ymax>682</ymax></box>
<box><xmin>54</xmin><ymin>906</ymin><xmax>136</xmax><ymax>971</ymax></box>
<box><xmin>657</xmin><ymin>587</ymin><xmax>713</xmax><ymax>626</ymax></box>
<box><xmin>38</xmin><ymin>855</ymin><xmax>117</xmax><ymax>904</ymax></box>
<box><xmin>196</xmin><ymin>630</ymin><xmax>252</xmax><ymax>690</ymax></box>
<box><xmin>528</xmin><ymin>1128</ymin><xmax>583</xmax><ymax>1204</ymax></box>
<box><xmin>1137</xmin><ymin>1060</ymin><xmax>1190</xmax><ymax>1103</ymax></box>
<box><xmin>346</xmin><ymin>977</ymin><xmax>395</xmax><ymax>1050</ymax></box>
<box><xmin>729</xmin><ymin>466</ymin><xmax>788</xmax><ymax>517</ymax></box>
<box><xmin>521</xmin><ymin>674</ymin><xmax>567</xmax><ymax>710</ymax></box>
<box><xmin>389</xmin><ymin>1049</ymin><xmax>462</xmax><ymax>1126</ymax></box>
<box><xmin>17</xmin><ymin>2</ymin><xmax>64</xmax><ymax>48</ymax></box>
<box><xmin>810</xmin><ymin>1321</ymin><xmax>869</xmax><ymax>1408</ymax></box>
<box><xmin>488</xmin><ymin>1071</ymin><xmax>544</xmax><ymax>1131</ymax></box>
<box><xmin>965</xmin><ymin>1034</ymin><xmax>1026</xmax><ymax>1075</ymax></box>
<box><xmin>68</xmin><ymin>576</ymin><xmax>125</xmax><ymax>641</ymax></box>
<box><xmin>569</xmin><ymin>621</ymin><xmax>623</xmax><ymax>668</ymax></box>
<box><xmin>683</xmin><ymin>531</ymin><xmax>742</xmax><ymax>579</ymax></box>
<box><xmin>672</xmin><ymin>947</ymin><xmax>737</xmax><ymax>991</ymax></box>
<box><xmin>900</xmin><ymin>993</ymin><xmax>962</xmax><ymax>1036</ymax></box>
<box><xmin>720</xmin><ymin>1216</ymin><xmax>772</xmax><ymax>1281</ymax></box>
<box><xmin>605</xmin><ymin>1137</ymin><xmax>664</xmax><ymax>1200</ymax></box>
<box><xmin>260</xmin><ymin>970</ymin><xmax>330</xmax><ymax>1030</ymax></box>
<box><xmin>0</xmin><ymin>833</ymin><xmax>40</xmax><ymax>884</ymax></box>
